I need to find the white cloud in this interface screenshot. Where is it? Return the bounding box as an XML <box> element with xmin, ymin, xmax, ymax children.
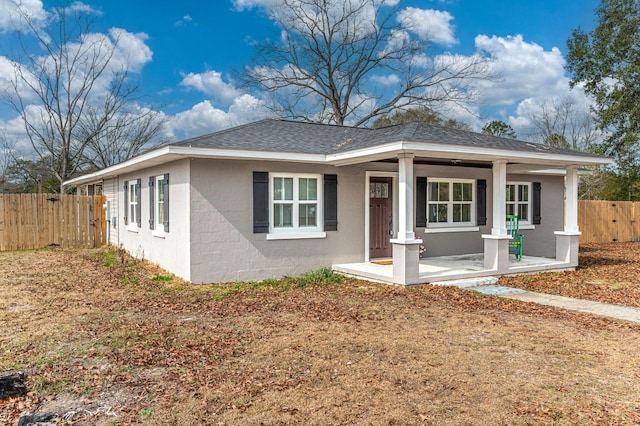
<box><xmin>175</xmin><ymin>14</ymin><xmax>193</xmax><ymax>26</ymax></box>
<box><xmin>397</xmin><ymin>7</ymin><xmax>457</xmax><ymax>46</ymax></box>
<box><xmin>474</xmin><ymin>34</ymin><xmax>568</xmax><ymax>106</ymax></box>
<box><xmin>66</xmin><ymin>2</ymin><xmax>102</xmax><ymax>15</ymax></box>
<box><xmin>370</xmin><ymin>74</ymin><xmax>401</xmax><ymax>86</ymax></box>
<box><xmin>0</xmin><ymin>0</ymin><xmax>48</xmax><ymax>33</ymax></box>
<box><xmin>180</xmin><ymin>70</ymin><xmax>242</xmax><ymax>105</ymax></box>
<box><xmin>169</xmin><ymin>94</ymin><xmax>272</xmax><ymax>139</ymax></box>
<box><xmin>108</xmin><ymin>28</ymin><xmax>153</xmax><ymax>73</ymax></box>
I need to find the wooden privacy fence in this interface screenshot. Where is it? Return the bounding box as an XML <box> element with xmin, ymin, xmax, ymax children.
<box><xmin>0</xmin><ymin>194</ymin><xmax>106</xmax><ymax>251</ymax></box>
<box><xmin>578</xmin><ymin>200</ymin><xmax>640</xmax><ymax>243</ymax></box>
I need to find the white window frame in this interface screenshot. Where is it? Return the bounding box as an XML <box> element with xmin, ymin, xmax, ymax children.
<box><xmin>506</xmin><ymin>181</ymin><xmax>532</xmax><ymax>226</ymax></box>
<box><xmin>152</xmin><ymin>175</ymin><xmax>166</xmax><ymax>238</ymax></box>
<box><xmin>126</xmin><ymin>180</ymin><xmax>139</xmax><ymax>232</ymax></box>
<box><xmin>268</xmin><ymin>173</ymin><xmax>325</xmax><ymax>240</ymax></box>
<box><xmin>426</xmin><ymin>178</ymin><xmax>476</xmax><ymax>228</ymax></box>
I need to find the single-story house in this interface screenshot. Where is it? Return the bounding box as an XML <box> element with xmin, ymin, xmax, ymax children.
<box><xmin>66</xmin><ymin>119</ymin><xmax>612</xmax><ymax>285</ymax></box>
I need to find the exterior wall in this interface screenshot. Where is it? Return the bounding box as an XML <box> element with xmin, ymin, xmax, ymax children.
<box><xmin>414</xmin><ymin>164</ymin><xmax>493</xmax><ymax>257</ymax></box>
<box><xmin>413</xmin><ymin>166</ymin><xmax>564</xmax><ymax>259</ymax></box>
<box><xmin>117</xmin><ymin>159</ymin><xmax>192</xmax><ymax>281</ymax></box>
<box><xmin>189</xmin><ymin>159</ymin><xmax>366</xmax><ymax>283</ymax></box>
<box><xmin>103</xmin><ymin>177</ymin><xmax>119</xmax><ymax>246</ymax></box>
<box><xmin>510</xmin><ymin>173</ymin><xmax>565</xmax><ymax>257</ymax></box>
<box><xmin>188</xmin><ymin>159</ymin><xmax>567</xmax><ymax>283</ymax></box>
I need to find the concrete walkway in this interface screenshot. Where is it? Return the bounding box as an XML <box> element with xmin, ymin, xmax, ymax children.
<box><xmin>431</xmin><ymin>277</ymin><xmax>640</xmax><ymax>323</ymax></box>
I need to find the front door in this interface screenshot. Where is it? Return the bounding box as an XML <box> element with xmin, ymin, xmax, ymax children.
<box><xmin>369</xmin><ymin>177</ymin><xmax>393</xmax><ymax>259</ymax></box>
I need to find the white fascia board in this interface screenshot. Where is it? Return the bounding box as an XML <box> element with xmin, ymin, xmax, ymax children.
<box><xmin>64</xmin><ymin>146</ymin><xmax>327</xmax><ymax>186</ymax></box>
<box><xmin>168</xmin><ymin>146</ymin><xmax>326</xmax><ymax>163</ymax></box>
<box><xmin>327</xmin><ymin>141</ymin><xmax>613</xmax><ymax>167</ymax></box>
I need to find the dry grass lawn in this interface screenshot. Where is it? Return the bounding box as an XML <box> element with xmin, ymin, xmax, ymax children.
<box><xmin>1</xmin><ymin>244</ymin><xmax>640</xmax><ymax>425</ymax></box>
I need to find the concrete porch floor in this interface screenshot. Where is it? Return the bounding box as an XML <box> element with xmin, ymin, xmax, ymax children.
<box><xmin>333</xmin><ymin>254</ymin><xmax>572</xmax><ymax>285</ymax></box>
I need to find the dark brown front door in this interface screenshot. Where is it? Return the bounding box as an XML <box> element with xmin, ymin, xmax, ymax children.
<box><xmin>369</xmin><ymin>177</ymin><xmax>393</xmax><ymax>259</ymax></box>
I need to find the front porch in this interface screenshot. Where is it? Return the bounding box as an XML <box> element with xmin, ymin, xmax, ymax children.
<box><xmin>333</xmin><ymin>253</ymin><xmax>573</xmax><ymax>286</ymax></box>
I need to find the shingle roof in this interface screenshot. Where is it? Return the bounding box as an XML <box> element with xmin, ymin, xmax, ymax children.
<box><xmin>169</xmin><ymin>119</ymin><xmax>604</xmax><ymax>159</ymax></box>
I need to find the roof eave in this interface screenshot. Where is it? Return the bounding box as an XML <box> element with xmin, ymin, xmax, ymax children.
<box><xmin>326</xmin><ymin>141</ymin><xmax>613</xmax><ymax>167</ymax></box>
<box><xmin>63</xmin><ymin>146</ymin><xmax>328</xmax><ymax>186</ymax></box>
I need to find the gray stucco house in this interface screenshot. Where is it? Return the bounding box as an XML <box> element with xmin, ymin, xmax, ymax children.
<box><xmin>66</xmin><ymin>119</ymin><xmax>611</xmax><ymax>285</ymax></box>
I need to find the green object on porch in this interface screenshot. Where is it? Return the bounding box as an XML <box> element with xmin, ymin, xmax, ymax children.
<box><xmin>507</xmin><ymin>214</ymin><xmax>523</xmax><ymax>261</ymax></box>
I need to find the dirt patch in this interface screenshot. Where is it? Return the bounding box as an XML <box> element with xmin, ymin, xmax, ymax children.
<box><xmin>1</xmin><ymin>245</ymin><xmax>640</xmax><ymax>425</ymax></box>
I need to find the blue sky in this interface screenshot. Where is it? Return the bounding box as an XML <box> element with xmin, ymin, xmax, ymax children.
<box><xmin>0</xmin><ymin>0</ymin><xmax>602</xmax><ymax>152</ymax></box>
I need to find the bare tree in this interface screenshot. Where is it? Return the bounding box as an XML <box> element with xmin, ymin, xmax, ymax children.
<box><xmin>80</xmin><ymin>107</ymin><xmax>167</xmax><ymax>170</ymax></box>
<box><xmin>240</xmin><ymin>0</ymin><xmax>493</xmax><ymax>127</ymax></box>
<box><xmin>3</xmin><ymin>2</ymin><xmax>164</xmax><ymax>192</ymax></box>
<box><xmin>0</xmin><ymin>133</ymin><xmax>14</xmax><ymax>181</ymax></box>
<box><xmin>523</xmin><ymin>96</ymin><xmax>601</xmax><ymax>151</ymax></box>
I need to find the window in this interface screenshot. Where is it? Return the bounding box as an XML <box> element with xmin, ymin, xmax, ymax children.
<box><xmin>124</xmin><ymin>179</ymin><xmax>141</xmax><ymax>230</ymax></box>
<box><xmin>270</xmin><ymin>173</ymin><xmax>322</xmax><ymax>235</ymax></box>
<box><xmin>149</xmin><ymin>174</ymin><xmax>169</xmax><ymax>234</ymax></box>
<box><xmin>506</xmin><ymin>182</ymin><xmax>531</xmax><ymax>224</ymax></box>
<box><xmin>427</xmin><ymin>178</ymin><xmax>475</xmax><ymax>227</ymax></box>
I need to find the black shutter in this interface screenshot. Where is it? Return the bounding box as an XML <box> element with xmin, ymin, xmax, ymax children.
<box><xmin>123</xmin><ymin>181</ymin><xmax>128</xmax><ymax>225</ymax></box>
<box><xmin>323</xmin><ymin>174</ymin><xmax>338</xmax><ymax>231</ymax></box>
<box><xmin>163</xmin><ymin>173</ymin><xmax>170</xmax><ymax>232</ymax></box>
<box><xmin>148</xmin><ymin>177</ymin><xmax>155</xmax><ymax>230</ymax></box>
<box><xmin>477</xmin><ymin>179</ymin><xmax>487</xmax><ymax>226</ymax></box>
<box><xmin>253</xmin><ymin>172</ymin><xmax>269</xmax><ymax>233</ymax></box>
<box><xmin>416</xmin><ymin>177</ymin><xmax>427</xmax><ymax>227</ymax></box>
<box><xmin>136</xmin><ymin>178</ymin><xmax>142</xmax><ymax>227</ymax></box>
<box><xmin>532</xmin><ymin>182</ymin><xmax>542</xmax><ymax>224</ymax></box>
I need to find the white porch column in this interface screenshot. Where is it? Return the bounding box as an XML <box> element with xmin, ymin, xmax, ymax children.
<box><xmin>482</xmin><ymin>160</ymin><xmax>510</xmax><ymax>272</ymax></box>
<box><xmin>391</xmin><ymin>153</ymin><xmax>422</xmax><ymax>285</ymax></box>
<box><xmin>555</xmin><ymin>165</ymin><xmax>581</xmax><ymax>266</ymax></box>
<box><xmin>397</xmin><ymin>153</ymin><xmax>415</xmax><ymax>242</ymax></box>
<box><xmin>491</xmin><ymin>160</ymin><xmax>508</xmax><ymax>237</ymax></box>
<box><xmin>564</xmin><ymin>165</ymin><xmax>579</xmax><ymax>233</ymax></box>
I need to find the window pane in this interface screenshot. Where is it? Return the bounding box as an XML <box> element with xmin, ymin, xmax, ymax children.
<box><xmin>506</xmin><ymin>204</ymin><xmax>515</xmax><ymax>216</ymax></box>
<box><xmin>130</xmin><ymin>205</ymin><xmax>135</xmax><ymax>221</ymax></box>
<box><xmin>299</xmin><ymin>203</ymin><xmax>317</xmax><ymax>226</ymax></box>
<box><xmin>518</xmin><ymin>204</ymin><xmax>528</xmax><ymax>221</ymax></box>
<box><xmin>519</xmin><ymin>184</ymin><xmax>529</xmax><ymax>202</ymax></box>
<box><xmin>274</xmin><ymin>204</ymin><xmax>293</xmax><ymax>227</ymax></box>
<box><xmin>506</xmin><ymin>184</ymin><xmax>515</xmax><ymax>202</ymax></box>
<box><xmin>299</xmin><ymin>178</ymin><xmax>317</xmax><ymax>201</ymax></box>
<box><xmin>462</xmin><ymin>183</ymin><xmax>473</xmax><ymax>201</ymax></box>
<box><xmin>273</xmin><ymin>177</ymin><xmax>293</xmax><ymax>201</ymax></box>
<box><xmin>453</xmin><ymin>182</ymin><xmax>472</xmax><ymax>202</ymax></box>
<box><xmin>157</xmin><ymin>180</ymin><xmax>165</xmax><ymax>203</ymax></box>
<box><xmin>439</xmin><ymin>182</ymin><xmax>449</xmax><ymax>201</ymax></box>
<box><xmin>428</xmin><ymin>204</ymin><xmax>448</xmax><ymax>223</ymax></box>
<box><xmin>130</xmin><ymin>185</ymin><xmax>137</xmax><ymax>203</ymax></box>
<box><xmin>429</xmin><ymin>182</ymin><xmax>448</xmax><ymax>201</ymax></box>
<box><xmin>453</xmin><ymin>183</ymin><xmax>462</xmax><ymax>201</ymax></box>
<box><xmin>452</xmin><ymin>204</ymin><xmax>471</xmax><ymax>222</ymax></box>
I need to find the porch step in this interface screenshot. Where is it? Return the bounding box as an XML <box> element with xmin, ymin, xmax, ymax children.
<box><xmin>430</xmin><ymin>276</ymin><xmax>499</xmax><ymax>288</ymax></box>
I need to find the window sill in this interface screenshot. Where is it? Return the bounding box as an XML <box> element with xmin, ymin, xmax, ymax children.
<box><xmin>267</xmin><ymin>232</ymin><xmax>326</xmax><ymax>240</ymax></box>
<box><xmin>424</xmin><ymin>226</ymin><xmax>480</xmax><ymax>234</ymax></box>
<box><xmin>126</xmin><ymin>226</ymin><xmax>139</xmax><ymax>233</ymax></box>
<box><xmin>152</xmin><ymin>231</ymin><xmax>166</xmax><ymax>239</ymax></box>
<box><xmin>518</xmin><ymin>224</ymin><xmax>535</xmax><ymax>230</ymax></box>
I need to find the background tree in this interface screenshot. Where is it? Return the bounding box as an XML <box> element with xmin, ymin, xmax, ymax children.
<box><xmin>3</xmin><ymin>2</ymin><xmax>166</xmax><ymax>193</ymax></box>
<box><xmin>0</xmin><ymin>157</ymin><xmax>59</xmax><ymax>193</ymax></box>
<box><xmin>481</xmin><ymin>120</ymin><xmax>517</xmax><ymax>138</ymax></box>
<box><xmin>372</xmin><ymin>107</ymin><xmax>470</xmax><ymax>130</ymax></box>
<box><xmin>241</xmin><ymin>0</ymin><xmax>492</xmax><ymax>127</ymax></box>
<box><xmin>567</xmin><ymin>0</ymin><xmax>640</xmax><ymax>200</ymax></box>
<box><xmin>521</xmin><ymin>96</ymin><xmax>600</xmax><ymax>151</ymax></box>
<box><xmin>80</xmin><ymin>107</ymin><xmax>167</xmax><ymax>170</ymax></box>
